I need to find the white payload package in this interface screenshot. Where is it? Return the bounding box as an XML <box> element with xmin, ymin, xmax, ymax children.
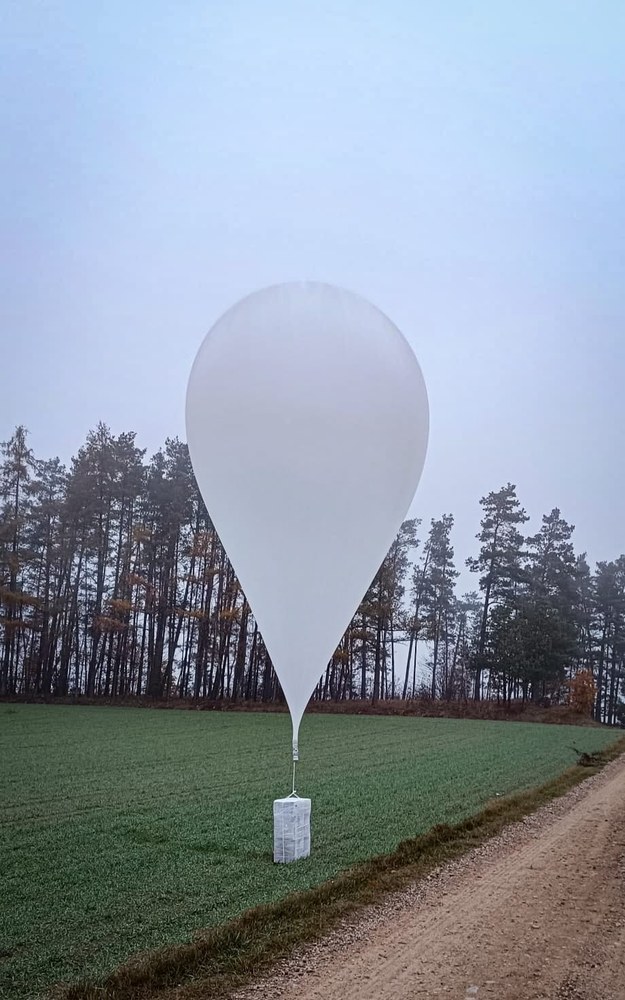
<box><xmin>273</xmin><ymin>793</ymin><xmax>311</xmax><ymax>863</ymax></box>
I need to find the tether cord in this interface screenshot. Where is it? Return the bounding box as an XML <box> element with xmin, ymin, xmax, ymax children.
<box><xmin>292</xmin><ymin>737</ymin><xmax>299</xmax><ymax>795</ymax></box>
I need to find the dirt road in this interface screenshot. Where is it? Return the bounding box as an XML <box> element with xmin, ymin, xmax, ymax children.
<box><xmin>238</xmin><ymin>757</ymin><xmax>625</xmax><ymax>1000</ymax></box>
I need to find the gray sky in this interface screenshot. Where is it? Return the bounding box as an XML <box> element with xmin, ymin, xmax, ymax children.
<box><xmin>2</xmin><ymin>1</ymin><xmax>624</xmax><ymax>588</ymax></box>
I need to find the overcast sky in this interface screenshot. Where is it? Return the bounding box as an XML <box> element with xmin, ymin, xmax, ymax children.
<box><xmin>2</xmin><ymin>1</ymin><xmax>624</xmax><ymax>588</ymax></box>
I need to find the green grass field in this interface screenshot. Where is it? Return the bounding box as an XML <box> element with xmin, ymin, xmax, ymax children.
<box><xmin>0</xmin><ymin>704</ymin><xmax>620</xmax><ymax>999</ymax></box>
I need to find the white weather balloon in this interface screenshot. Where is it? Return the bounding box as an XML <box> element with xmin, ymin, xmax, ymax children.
<box><xmin>186</xmin><ymin>282</ymin><xmax>428</xmax><ymax>763</ymax></box>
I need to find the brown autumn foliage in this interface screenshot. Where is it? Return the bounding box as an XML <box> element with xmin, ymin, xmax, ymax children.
<box><xmin>568</xmin><ymin>669</ymin><xmax>596</xmax><ymax>716</ymax></box>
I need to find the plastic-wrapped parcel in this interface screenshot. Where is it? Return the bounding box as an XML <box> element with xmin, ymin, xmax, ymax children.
<box><xmin>274</xmin><ymin>794</ymin><xmax>311</xmax><ymax>863</ymax></box>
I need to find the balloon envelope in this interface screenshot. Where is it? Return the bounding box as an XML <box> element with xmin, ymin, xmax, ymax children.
<box><xmin>186</xmin><ymin>282</ymin><xmax>428</xmax><ymax>751</ymax></box>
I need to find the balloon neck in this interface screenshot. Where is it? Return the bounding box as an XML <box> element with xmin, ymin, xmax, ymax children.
<box><xmin>291</xmin><ymin>718</ymin><xmax>301</xmax><ymax>794</ymax></box>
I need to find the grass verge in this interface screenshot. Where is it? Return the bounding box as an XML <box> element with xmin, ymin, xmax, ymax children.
<box><xmin>52</xmin><ymin>736</ymin><xmax>625</xmax><ymax>1000</ymax></box>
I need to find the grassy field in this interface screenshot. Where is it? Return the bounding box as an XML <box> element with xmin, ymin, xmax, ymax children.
<box><xmin>0</xmin><ymin>705</ymin><xmax>620</xmax><ymax>999</ymax></box>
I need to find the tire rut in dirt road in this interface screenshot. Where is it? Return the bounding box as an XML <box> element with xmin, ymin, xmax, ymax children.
<box><xmin>235</xmin><ymin>757</ymin><xmax>625</xmax><ymax>1000</ymax></box>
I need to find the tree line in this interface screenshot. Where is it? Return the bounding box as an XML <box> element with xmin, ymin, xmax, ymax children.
<box><xmin>1</xmin><ymin>425</ymin><xmax>623</xmax><ymax>723</ymax></box>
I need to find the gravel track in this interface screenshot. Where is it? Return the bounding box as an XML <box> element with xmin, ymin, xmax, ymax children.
<box><xmin>233</xmin><ymin>756</ymin><xmax>625</xmax><ymax>1000</ymax></box>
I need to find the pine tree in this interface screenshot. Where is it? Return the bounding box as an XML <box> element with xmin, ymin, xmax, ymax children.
<box><xmin>421</xmin><ymin>515</ymin><xmax>458</xmax><ymax>698</ymax></box>
<box><xmin>593</xmin><ymin>559</ymin><xmax>625</xmax><ymax>723</ymax></box>
<box><xmin>523</xmin><ymin>508</ymin><xmax>579</xmax><ymax>702</ymax></box>
<box><xmin>467</xmin><ymin>484</ymin><xmax>528</xmax><ymax>699</ymax></box>
<box><xmin>0</xmin><ymin>426</ymin><xmax>34</xmax><ymax>694</ymax></box>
